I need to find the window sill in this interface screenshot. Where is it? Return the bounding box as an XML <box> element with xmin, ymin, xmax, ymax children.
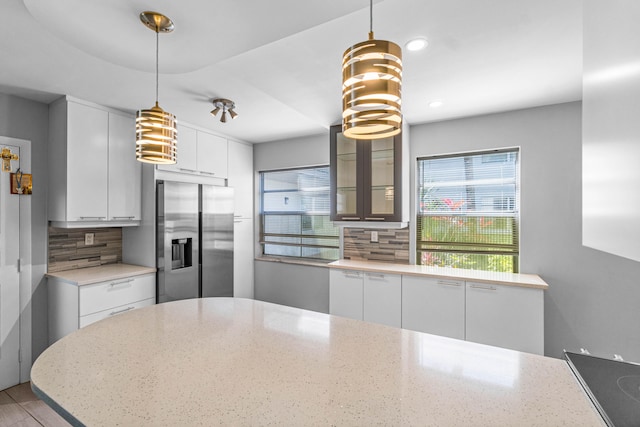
<box><xmin>255</xmin><ymin>256</ymin><xmax>332</xmax><ymax>268</ymax></box>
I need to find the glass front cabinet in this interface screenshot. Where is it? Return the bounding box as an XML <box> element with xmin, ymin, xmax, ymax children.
<box><xmin>330</xmin><ymin>125</ymin><xmax>403</xmax><ymax>222</ymax></box>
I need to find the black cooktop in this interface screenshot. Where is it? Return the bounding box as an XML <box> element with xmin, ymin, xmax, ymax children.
<box><xmin>565</xmin><ymin>351</ymin><xmax>640</xmax><ymax>427</ymax></box>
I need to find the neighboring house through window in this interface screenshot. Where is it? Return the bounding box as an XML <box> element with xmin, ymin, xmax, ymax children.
<box><xmin>260</xmin><ymin>166</ymin><xmax>339</xmax><ymax>261</ymax></box>
<box><xmin>416</xmin><ymin>148</ymin><xmax>520</xmax><ymax>272</ymax></box>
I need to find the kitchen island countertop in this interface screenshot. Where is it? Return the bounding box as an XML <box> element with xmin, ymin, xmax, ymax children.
<box><xmin>31</xmin><ymin>298</ymin><xmax>601</xmax><ymax>426</ymax></box>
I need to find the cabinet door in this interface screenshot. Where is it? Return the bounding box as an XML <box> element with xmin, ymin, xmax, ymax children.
<box><xmin>157</xmin><ymin>125</ymin><xmax>197</xmax><ymax>172</ymax></box>
<box><xmin>329</xmin><ymin>269</ymin><xmax>363</xmax><ymax>320</ymax></box>
<box><xmin>228</xmin><ymin>140</ymin><xmax>254</xmax><ymax>218</ymax></box>
<box><xmin>331</xmin><ymin>128</ymin><xmax>362</xmax><ymax>221</ymax></box>
<box><xmin>366</xmin><ymin>136</ymin><xmax>400</xmax><ymax>220</ymax></box>
<box><xmin>364</xmin><ymin>272</ymin><xmax>401</xmax><ymax>327</ymax></box>
<box><xmin>465</xmin><ymin>282</ymin><xmax>544</xmax><ymax>354</ymax></box>
<box><xmin>66</xmin><ymin>102</ymin><xmax>109</xmax><ymax>221</ymax></box>
<box><xmin>108</xmin><ymin>112</ymin><xmax>141</xmax><ymax>220</ymax></box>
<box><xmin>402</xmin><ymin>276</ymin><xmax>465</xmax><ymax>339</ymax></box>
<box><xmin>233</xmin><ymin>217</ymin><xmax>254</xmax><ymax>298</ymax></box>
<box><xmin>197</xmin><ymin>131</ymin><xmax>228</xmax><ymax>178</ymax></box>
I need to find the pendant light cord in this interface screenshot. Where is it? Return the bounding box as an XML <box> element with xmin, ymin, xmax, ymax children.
<box><xmin>155</xmin><ymin>29</ymin><xmax>159</xmax><ymax>105</ymax></box>
<box><xmin>368</xmin><ymin>0</ymin><xmax>374</xmax><ymax>39</ymax></box>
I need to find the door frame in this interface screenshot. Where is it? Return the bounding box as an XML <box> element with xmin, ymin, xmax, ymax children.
<box><xmin>0</xmin><ymin>136</ymin><xmax>32</xmax><ymax>383</ymax></box>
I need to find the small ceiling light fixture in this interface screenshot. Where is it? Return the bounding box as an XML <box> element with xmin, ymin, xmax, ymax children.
<box><xmin>135</xmin><ymin>11</ymin><xmax>178</xmax><ymax>164</ymax></box>
<box><xmin>428</xmin><ymin>100</ymin><xmax>444</xmax><ymax>108</ymax></box>
<box><xmin>210</xmin><ymin>98</ymin><xmax>238</xmax><ymax>123</ymax></box>
<box><xmin>406</xmin><ymin>37</ymin><xmax>428</xmax><ymax>52</ymax></box>
<box><xmin>342</xmin><ymin>0</ymin><xmax>402</xmax><ymax>140</ymax></box>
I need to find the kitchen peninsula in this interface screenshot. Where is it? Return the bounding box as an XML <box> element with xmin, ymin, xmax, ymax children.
<box><xmin>31</xmin><ymin>298</ymin><xmax>603</xmax><ymax>426</ymax></box>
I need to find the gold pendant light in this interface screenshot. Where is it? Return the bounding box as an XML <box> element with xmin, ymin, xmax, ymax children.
<box><xmin>136</xmin><ymin>11</ymin><xmax>178</xmax><ymax>164</ymax></box>
<box><xmin>342</xmin><ymin>0</ymin><xmax>402</xmax><ymax>140</ymax></box>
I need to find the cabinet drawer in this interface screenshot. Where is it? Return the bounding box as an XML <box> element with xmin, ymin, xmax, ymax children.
<box><xmin>79</xmin><ymin>297</ymin><xmax>155</xmax><ymax>328</ymax></box>
<box><xmin>79</xmin><ymin>274</ymin><xmax>155</xmax><ymax>316</ymax></box>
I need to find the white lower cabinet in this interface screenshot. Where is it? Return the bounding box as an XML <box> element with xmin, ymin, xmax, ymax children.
<box><xmin>402</xmin><ymin>276</ymin><xmax>465</xmax><ymax>340</ymax></box>
<box><xmin>330</xmin><ymin>267</ymin><xmax>545</xmax><ymax>354</ymax></box>
<box><xmin>329</xmin><ymin>269</ymin><xmax>363</xmax><ymax>320</ymax></box>
<box><xmin>465</xmin><ymin>281</ymin><xmax>544</xmax><ymax>355</ymax></box>
<box><xmin>48</xmin><ymin>273</ymin><xmax>156</xmax><ymax>344</ymax></box>
<box><xmin>363</xmin><ymin>272</ymin><xmax>401</xmax><ymax>327</ymax></box>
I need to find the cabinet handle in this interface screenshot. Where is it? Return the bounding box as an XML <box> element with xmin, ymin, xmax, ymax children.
<box><xmin>109</xmin><ymin>306</ymin><xmax>135</xmax><ymax>316</ymax></box>
<box><xmin>343</xmin><ymin>271</ymin><xmax>361</xmax><ymax>278</ymax></box>
<box><xmin>111</xmin><ymin>216</ymin><xmax>135</xmax><ymax>220</ymax></box>
<box><xmin>367</xmin><ymin>273</ymin><xmax>386</xmax><ymax>280</ymax></box>
<box><xmin>438</xmin><ymin>280</ymin><xmax>462</xmax><ymax>287</ymax></box>
<box><xmin>179</xmin><ymin>168</ymin><xmax>198</xmax><ymax>172</ymax></box>
<box><xmin>199</xmin><ymin>171</ymin><xmax>217</xmax><ymax>176</ymax></box>
<box><xmin>341</xmin><ymin>217</ymin><xmax>361</xmax><ymax>220</ymax></box>
<box><xmin>365</xmin><ymin>217</ymin><xmax>385</xmax><ymax>221</ymax></box>
<box><xmin>469</xmin><ymin>283</ymin><xmax>497</xmax><ymax>291</ymax></box>
<box><xmin>78</xmin><ymin>216</ymin><xmax>106</xmax><ymax>220</ymax></box>
<box><xmin>109</xmin><ymin>279</ymin><xmax>133</xmax><ymax>288</ymax></box>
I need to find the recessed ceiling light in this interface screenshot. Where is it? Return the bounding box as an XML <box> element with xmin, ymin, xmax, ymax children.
<box><xmin>406</xmin><ymin>37</ymin><xmax>428</xmax><ymax>52</ymax></box>
<box><xmin>429</xmin><ymin>100</ymin><xmax>444</xmax><ymax>108</ymax></box>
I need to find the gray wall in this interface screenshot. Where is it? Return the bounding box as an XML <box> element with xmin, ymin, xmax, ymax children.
<box><xmin>255</xmin><ymin>260</ymin><xmax>329</xmax><ymax>313</ymax></box>
<box><xmin>253</xmin><ymin>133</ymin><xmax>330</xmax><ymax>311</ymax></box>
<box><xmin>410</xmin><ymin>101</ymin><xmax>640</xmax><ymax>360</ymax></box>
<box><xmin>0</xmin><ymin>93</ymin><xmax>49</xmax><ymax>362</ymax></box>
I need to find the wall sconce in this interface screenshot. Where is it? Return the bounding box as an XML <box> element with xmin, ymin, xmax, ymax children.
<box><xmin>210</xmin><ymin>98</ymin><xmax>238</xmax><ymax>123</ymax></box>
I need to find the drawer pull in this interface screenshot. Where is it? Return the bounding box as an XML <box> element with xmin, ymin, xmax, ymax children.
<box><xmin>109</xmin><ymin>279</ymin><xmax>133</xmax><ymax>288</ymax></box>
<box><xmin>438</xmin><ymin>280</ymin><xmax>462</xmax><ymax>287</ymax></box>
<box><xmin>109</xmin><ymin>306</ymin><xmax>135</xmax><ymax>316</ymax></box>
<box><xmin>470</xmin><ymin>284</ymin><xmax>497</xmax><ymax>291</ymax></box>
<box><xmin>367</xmin><ymin>273</ymin><xmax>386</xmax><ymax>280</ymax></box>
<box><xmin>78</xmin><ymin>216</ymin><xmax>106</xmax><ymax>220</ymax></box>
<box><xmin>343</xmin><ymin>271</ymin><xmax>361</xmax><ymax>278</ymax></box>
<box><xmin>341</xmin><ymin>217</ymin><xmax>361</xmax><ymax>220</ymax></box>
<box><xmin>365</xmin><ymin>217</ymin><xmax>385</xmax><ymax>221</ymax></box>
<box><xmin>111</xmin><ymin>216</ymin><xmax>135</xmax><ymax>220</ymax></box>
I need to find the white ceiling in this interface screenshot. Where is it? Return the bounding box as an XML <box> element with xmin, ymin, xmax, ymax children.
<box><xmin>0</xmin><ymin>0</ymin><xmax>582</xmax><ymax>144</ymax></box>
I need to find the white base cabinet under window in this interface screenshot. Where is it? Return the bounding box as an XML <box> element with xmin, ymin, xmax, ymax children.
<box><xmin>363</xmin><ymin>272</ymin><xmax>401</xmax><ymax>327</ymax></box>
<box><xmin>329</xmin><ymin>269</ymin><xmax>363</xmax><ymax>320</ymax></box>
<box><xmin>465</xmin><ymin>281</ymin><xmax>543</xmax><ymax>355</ymax></box>
<box><xmin>402</xmin><ymin>276</ymin><xmax>465</xmax><ymax>340</ymax></box>
<box><xmin>48</xmin><ymin>273</ymin><xmax>155</xmax><ymax>344</ymax></box>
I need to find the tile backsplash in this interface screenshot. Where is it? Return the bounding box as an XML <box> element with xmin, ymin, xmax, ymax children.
<box><xmin>48</xmin><ymin>227</ymin><xmax>122</xmax><ymax>272</ymax></box>
<box><xmin>343</xmin><ymin>227</ymin><xmax>410</xmax><ymax>264</ymax></box>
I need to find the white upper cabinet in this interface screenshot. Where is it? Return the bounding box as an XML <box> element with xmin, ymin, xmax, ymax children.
<box><xmin>157</xmin><ymin>126</ymin><xmax>228</xmax><ymax>178</ymax></box>
<box><xmin>108</xmin><ymin>112</ymin><xmax>141</xmax><ymax>221</ymax></box>
<box><xmin>197</xmin><ymin>132</ymin><xmax>227</xmax><ymax>177</ymax></box>
<box><xmin>49</xmin><ymin>96</ymin><xmax>141</xmax><ymax>227</ymax></box>
<box><xmin>227</xmin><ymin>140</ymin><xmax>253</xmax><ymax>218</ymax></box>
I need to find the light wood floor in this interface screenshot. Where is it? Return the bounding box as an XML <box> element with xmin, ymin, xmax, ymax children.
<box><xmin>0</xmin><ymin>382</ymin><xmax>70</xmax><ymax>427</ymax></box>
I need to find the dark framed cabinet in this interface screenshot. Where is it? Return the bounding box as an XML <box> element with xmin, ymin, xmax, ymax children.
<box><xmin>330</xmin><ymin>124</ymin><xmax>404</xmax><ymax>223</ymax></box>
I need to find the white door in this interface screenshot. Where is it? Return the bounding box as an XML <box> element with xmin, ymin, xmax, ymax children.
<box><xmin>0</xmin><ymin>144</ymin><xmax>20</xmax><ymax>390</ymax></box>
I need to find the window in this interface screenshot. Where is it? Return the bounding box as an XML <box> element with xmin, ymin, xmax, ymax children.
<box><xmin>260</xmin><ymin>166</ymin><xmax>339</xmax><ymax>260</ymax></box>
<box><xmin>416</xmin><ymin>149</ymin><xmax>519</xmax><ymax>272</ymax></box>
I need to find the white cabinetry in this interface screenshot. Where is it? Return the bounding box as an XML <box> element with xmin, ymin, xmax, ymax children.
<box><xmin>465</xmin><ymin>281</ymin><xmax>543</xmax><ymax>354</ymax></box>
<box><xmin>329</xmin><ymin>269</ymin><xmax>363</xmax><ymax>320</ymax></box>
<box><xmin>157</xmin><ymin>126</ymin><xmax>228</xmax><ymax>178</ymax></box>
<box><xmin>48</xmin><ymin>273</ymin><xmax>155</xmax><ymax>344</ymax></box>
<box><xmin>48</xmin><ymin>96</ymin><xmax>141</xmax><ymax>227</ymax></box>
<box><xmin>363</xmin><ymin>272</ymin><xmax>401</xmax><ymax>327</ymax></box>
<box><xmin>228</xmin><ymin>140</ymin><xmax>254</xmax><ymax>298</ymax></box>
<box><xmin>402</xmin><ymin>276</ymin><xmax>465</xmax><ymax>340</ymax></box>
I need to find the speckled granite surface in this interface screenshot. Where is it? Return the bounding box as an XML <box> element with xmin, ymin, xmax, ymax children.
<box><xmin>31</xmin><ymin>298</ymin><xmax>602</xmax><ymax>426</ymax></box>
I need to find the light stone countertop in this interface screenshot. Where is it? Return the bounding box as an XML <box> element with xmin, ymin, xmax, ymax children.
<box><xmin>45</xmin><ymin>263</ymin><xmax>156</xmax><ymax>286</ymax></box>
<box><xmin>329</xmin><ymin>259</ymin><xmax>549</xmax><ymax>289</ymax></box>
<box><xmin>31</xmin><ymin>298</ymin><xmax>602</xmax><ymax>426</ymax></box>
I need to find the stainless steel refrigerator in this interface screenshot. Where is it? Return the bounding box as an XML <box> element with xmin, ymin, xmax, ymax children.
<box><xmin>156</xmin><ymin>181</ymin><xmax>234</xmax><ymax>303</ymax></box>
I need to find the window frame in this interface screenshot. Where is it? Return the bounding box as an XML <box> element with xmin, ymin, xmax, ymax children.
<box><xmin>259</xmin><ymin>165</ymin><xmax>339</xmax><ymax>261</ymax></box>
<box><xmin>416</xmin><ymin>148</ymin><xmax>520</xmax><ymax>273</ymax></box>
